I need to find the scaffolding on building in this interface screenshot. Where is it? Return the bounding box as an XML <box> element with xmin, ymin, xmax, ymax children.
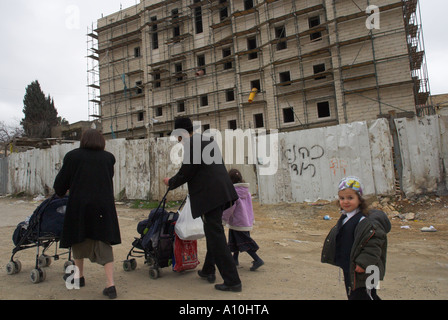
<box><xmin>92</xmin><ymin>6</ymin><xmax>145</xmax><ymax>139</ymax></box>
<box><xmin>87</xmin><ymin>23</ymin><xmax>101</xmax><ymax>122</ymax></box>
<box><xmin>402</xmin><ymin>0</ymin><xmax>433</xmax><ymax>115</ymax></box>
<box><xmin>90</xmin><ymin>0</ymin><xmax>432</xmax><ymax>139</ymax></box>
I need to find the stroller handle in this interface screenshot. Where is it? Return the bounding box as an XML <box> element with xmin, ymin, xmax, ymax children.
<box><xmin>142</xmin><ymin>188</ymin><xmax>170</xmax><ymax>235</ymax></box>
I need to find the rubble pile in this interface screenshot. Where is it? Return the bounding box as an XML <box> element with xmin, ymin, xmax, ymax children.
<box><xmin>370</xmin><ymin>195</ymin><xmax>445</xmax><ymax>222</ymax></box>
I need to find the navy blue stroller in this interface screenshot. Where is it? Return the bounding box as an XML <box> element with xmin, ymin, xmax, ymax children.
<box><xmin>6</xmin><ymin>195</ymin><xmax>73</xmax><ymax>284</ymax></box>
<box><xmin>123</xmin><ymin>190</ymin><xmax>182</xmax><ymax>279</ymax></box>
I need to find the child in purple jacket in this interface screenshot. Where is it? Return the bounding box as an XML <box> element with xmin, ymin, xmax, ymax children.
<box><xmin>222</xmin><ymin>169</ymin><xmax>264</xmax><ymax>271</ymax></box>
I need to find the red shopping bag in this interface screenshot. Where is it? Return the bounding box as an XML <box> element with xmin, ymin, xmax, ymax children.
<box><xmin>173</xmin><ymin>233</ymin><xmax>200</xmax><ymax>272</ymax></box>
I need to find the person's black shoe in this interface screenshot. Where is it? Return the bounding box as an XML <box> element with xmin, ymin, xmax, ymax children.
<box><xmin>103</xmin><ymin>286</ymin><xmax>117</xmax><ymax>299</ymax></box>
<box><xmin>250</xmin><ymin>259</ymin><xmax>264</xmax><ymax>271</ymax></box>
<box><xmin>63</xmin><ymin>274</ymin><xmax>85</xmax><ymax>287</ymax></box>
<box><xmin>198</xmin><ymin>270</ymin><xmax>216</xmax><ymax>283</ymax></box>
<box><xmin>215</xmin><ymin>283</ymin><xmax>242</xmax><ymax>292</ymax></box>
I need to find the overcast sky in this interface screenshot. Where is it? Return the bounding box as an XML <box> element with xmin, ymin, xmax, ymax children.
<box><xmin>0</xmin><ymin>0</ymin><xmax>446</xmax><ymax>127</ymax></box>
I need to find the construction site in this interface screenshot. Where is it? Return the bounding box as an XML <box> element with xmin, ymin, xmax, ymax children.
<box><xmin>87</xmin><ymin>0</ymin><xmax>431</xmax><ymax>140</ymax></box>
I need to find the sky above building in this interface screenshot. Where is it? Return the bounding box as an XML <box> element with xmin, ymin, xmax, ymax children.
<box><xmin>0</xmin><ymin>0</ymin><xmax>446</xmax><ymax>127</ymax></box>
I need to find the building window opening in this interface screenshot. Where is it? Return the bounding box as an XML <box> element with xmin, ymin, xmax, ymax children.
<box><xmin>279</xmin><ymin>71</ymin><xmax>291</xmax><ymax>85</ymax></box>
<box><xmin>154</xmin><ymin>72</ymin><xmax>161</xmax><ymax>88</ymax></box>
<box><xmin>194</xmin><ymin>1</ymin><xmax>203</xmax><ymax>34</ymax></box>
<box><xmin>223</xmin><ymin>48</ymin><xmax>232</xmax><ymax>70</ymax></box>
<box><xmin>251</xmin><ymin>79</ymin><xmax>261</xmax><ymax>91</ymax></box>
<box><xmin>135</xmin><ymin>81</ymin><xmax>143</xmax><ymax>94</ymax></box>
<box><xmin>197</xmin><ymin>54</ymin><xmax>206</xmax><ymax>75</ymax></box>
<box><xmin>313</xmin><ymin>64</ymin><xmax>326</xmax><ymax>80</ymax></box>
<box><xmin>228</xmin><ymin>119</ymin><xmax>237</xmax><ymax>130</ymax></box>
<box><xmin>151</xmin><ymin>16</ymin><xmax>159</xmax><ymax>49</ymax></box>
<box><xmin>200</xmin><ymin>94</ymin><xmax>208</xmax><ymax>107</ymax></box>
<box><xmin>283</xmin><ymin>108</ymin><xmax>294</xmax><ymax>123</ymax></box>
<box><xmin>226</xmin><ymin>89</ymin><xmax>235</xmax><ymax>101</ymax></box>
<box><xmin>247</xmin><ymin>37</ymin><xmax>258</xmax><ymax>60</ymax></box>
<box><xmin>254</xmin><ymin>113</ymin><xmax>264</xmax><ymax>128</ymax></box>
<box><xmin>134</xmin><ymin>47</ymin><xmax>141</xmax><ymax>58</ymax></box>
<box><xmin>317</xmin><ymin>101</ymin><xmax>330</xmax><ymax>118</ymax></box>
<box><xmin>175</xmin><ymin>63</ymin><xmax>183</xmax><ymax>81</ymax></box>
<box><xmin>309</xmin><ymin>16</ymin><xmax>322</xmax><ymax>41</ymax></box>
<box><xmin>275</xmin><ymin>26</ymin><xmax>287</xmax><ymax>50</ymax></box>
<box><xmin>177</xmin><ymin>101</ymin><xmax>185</xmax><ymax>113</ymax></box>
<box><xmin>138</xmin><ymin>112</ymin><xmax>144</xmax><ymax>122</ymax></box>
<box><xmin>244</xmin><ymin>0</ymin><xmax>254</xmax><ymax>10</ymax></box>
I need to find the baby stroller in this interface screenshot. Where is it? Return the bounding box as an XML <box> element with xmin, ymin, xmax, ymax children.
<box><xmin>6</xmin><ymin>195</ymin><xmax>73</xmax><ymax>284</ymax></box>
<box><xmin>123</xmin><ymin>190</ymin><xmax>199</xmax><ymax>279</ymax></box>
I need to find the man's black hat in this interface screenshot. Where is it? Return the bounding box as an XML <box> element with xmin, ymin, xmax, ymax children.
<box><xmin>175</xmin><ymin>117</ymin><xmax>193</xmax><ymax>133</ymax></box>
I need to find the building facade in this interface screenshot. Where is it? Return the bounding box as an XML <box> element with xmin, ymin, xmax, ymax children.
<box><xmin>88</xmin><ymin>0</ymin><xmax>430</xmax><ymax>139</ymax></box>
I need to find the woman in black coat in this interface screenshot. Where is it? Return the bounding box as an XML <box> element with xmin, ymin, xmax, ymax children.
<box><xmin>53</xmin><ymin>129</ymin><xmax>121</xmax><ymax>299</ymax></box>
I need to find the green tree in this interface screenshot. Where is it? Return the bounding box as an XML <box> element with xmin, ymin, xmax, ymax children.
<box><xmin>21</xmin><ymin>80</ymin><xmax>61</xmax><ymax>138</ymax></box>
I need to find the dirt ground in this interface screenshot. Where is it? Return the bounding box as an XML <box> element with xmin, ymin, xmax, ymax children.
<box><xmin>0</xmin><ymin>194</ymin><xmax>447</xmax><ymax>301</ymax></box>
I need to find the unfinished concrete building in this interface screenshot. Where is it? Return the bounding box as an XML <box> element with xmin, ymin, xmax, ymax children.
<box><xmin>87</xmin><ymin>0</ymin><xmax>430</xmax><ymax>139</ymax></box>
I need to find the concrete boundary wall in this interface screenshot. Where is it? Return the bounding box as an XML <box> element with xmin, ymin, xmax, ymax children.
<box><xmin>1</xmin><ymin>116</ymin><xmax>446</xmax><ymax>203</ymax></box>
<box><xmin>257</xmin><ymin>118</ymin><xmax>395</xmax><ymax>204</ymax></box>
<box><xmin>395</xmin><ymin>116</ymin><xmax>446</xmax><ymax>197</ymax></box>
<box><xmin>256</xmin><ymin>115</ymin><xmax>446</xmax><ymax>204</ymax></box>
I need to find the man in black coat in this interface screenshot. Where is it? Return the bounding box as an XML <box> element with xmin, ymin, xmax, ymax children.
<box><xmin>164</xmin><ymin>117</ymin><xmax>241</xmax><ymax>292</ymax></box>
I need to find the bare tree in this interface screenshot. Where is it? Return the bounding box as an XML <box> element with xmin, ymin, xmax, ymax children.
<box><xmin>0</xmin><ymin>121</ymin><xmax>24</xmax><ymax>157</ymax></box>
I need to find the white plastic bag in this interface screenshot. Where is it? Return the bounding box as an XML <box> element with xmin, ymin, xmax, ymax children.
<box><xmin>175</xmin><ymin>195</ymin><xmax>205</xmax><ymax>240</ymax></box>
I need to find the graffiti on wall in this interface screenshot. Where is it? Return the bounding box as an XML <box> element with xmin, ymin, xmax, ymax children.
<box><xmin>329</xmin><ymin>158</ymin><xmax>347</xmax><ymax>176</ymax></box>
<box><xmin>283</xmin><ymin>145</ymin><xmax>325</xmax><ymax>177</ymax></box>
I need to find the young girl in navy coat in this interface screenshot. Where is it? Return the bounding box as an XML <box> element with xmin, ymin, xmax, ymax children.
<box><xmin>321</xmin><ymin>176</ymin><xmax>391</xmax><ymax>300</ymax></box>
<box><xmin>223</xmin><ymin>169</ymin><xmax>264</xmax><ymax>271</ymax></box>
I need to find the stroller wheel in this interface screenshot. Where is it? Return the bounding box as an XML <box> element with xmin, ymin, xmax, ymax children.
<box><xmin>130</xmin><ymin>258</ymin><xmax>137</xmax><ymax>270</ymax></box>
<box><xmin>30</xmin><ymin>268</ymin><xmax>46</xmax><ymax>284</ymax></box>
<box><xmin>123</xmin><ymin>259</ymin><xmax>137</xmax><ymax>272</ymax></box>
<box><xmin>63</xmin><ymin>260</ymin><xmax>75</xmax><ymax>273</ymax></box>
<box><xmin>146</xmin><ymin>256</ymin><xmax>156</xmax><ymax>267</ymax></box>
<box><xmin>149</xmin><ymin>267</ymin><xmax>159</xmax><ymax>279</ymax></box>
<box><xmin>38</xmin><ymin>255</ymin><xmax>51</xmax><ymax>268</ymax></box>
<box><xmin>6</xmin><ymin>260</ymin><xmax>22</xmax><ymax>275</ymax></box>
